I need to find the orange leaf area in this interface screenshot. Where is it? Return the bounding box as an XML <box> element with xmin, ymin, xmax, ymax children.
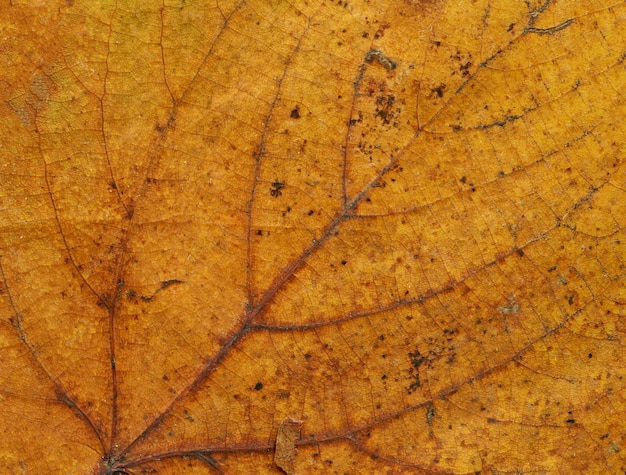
<box><xmin>1</xmin><ymin>0</ymin><xmax>625</xmax><ymax>473</ymax></box>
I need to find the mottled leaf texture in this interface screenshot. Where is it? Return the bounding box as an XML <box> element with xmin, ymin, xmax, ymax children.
<box><xmin>0</xmin><ymin>0</ymin><xmax>625</xmax><ymax>474</ymax></box>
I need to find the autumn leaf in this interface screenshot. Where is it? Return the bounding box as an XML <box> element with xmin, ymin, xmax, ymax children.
<box><xmin>1</xmin><ymin>0</ymin><xmax>625</xmax><ymax>473</ymax></box>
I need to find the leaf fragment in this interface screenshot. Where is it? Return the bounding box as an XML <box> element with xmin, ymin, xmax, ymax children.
<box><xmin>274</xmin><ymin>418</ymin><xmax>303</xmax><ymax>475</ymax></box>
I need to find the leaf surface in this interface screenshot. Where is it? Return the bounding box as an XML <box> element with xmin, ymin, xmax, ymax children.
<box><xmin>1</xmin><ymin>0</ymin><xmax>625</xmax><ymax>473</ymax></box>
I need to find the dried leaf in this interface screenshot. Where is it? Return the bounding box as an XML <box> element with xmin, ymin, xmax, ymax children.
<box><xmin>274</xmin><ymin>418</ymin><xmax>303</xmax><ymax>475</ymax></box>
<box><xmin>0</xmin><ymin>0</ymin><xmax>625</xmax><ymax>473</ymax></box>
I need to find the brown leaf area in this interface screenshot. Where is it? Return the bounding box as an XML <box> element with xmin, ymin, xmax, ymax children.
<box><xmin>0</xmin><ymin>0</ymin><xmax>625</xmax><ymax>473</ymax></box>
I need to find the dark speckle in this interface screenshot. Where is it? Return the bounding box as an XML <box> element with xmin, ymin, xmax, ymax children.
<box><xmin>254</xmin><ymin>382</ymin><xmax>263</xmax><ymax>391</ymax></box>
<box><xmin>364</xmin><ymin>49</ymin><xmax>396</xmax><ymax>70</ymax></box>
<box><xmin>290</xmin><ymin>106</ymin><xmax>301</xmax><ymax>119</ymax></box>
<box><xmin>430</xmin><ymin>84</ymin><xmax>446</xmax><ymax>98</ymax></box>
<box><xmin>270</xmin><ymin>181</ymin><xmax>285</xmax><ymax>197</ymax></box>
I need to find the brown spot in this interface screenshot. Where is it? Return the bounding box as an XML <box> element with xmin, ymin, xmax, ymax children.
<box><xmin>270</xmin><ymin>181</ymin><xmax>285</xmax><ymax>197</ymax></box>
<box><xmin>430</xmin><ymin>83</ymin><xmax>446</xmax><ymax>99</ymax></box>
